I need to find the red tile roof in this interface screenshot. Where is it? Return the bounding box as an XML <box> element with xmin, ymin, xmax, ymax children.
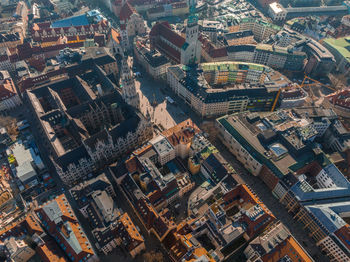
<box><xmin>36</xmin><ymin>236</ymin><xmax>67</xmax><ymax>262</ymax></box>
<box><xmin>136</xmin><ymin>198</ymin><xmax>175</xmax><ymax>240</ymax></box>
<box><xmin>223</xmin><ymin>184</ymin><xmax>276</xmax><ymax>238</ymax></box>
<box><xmin>156</xmin><ymin>39</ymin><xmax>180</xmax><ymax>63</ymax></box>
<box><xmin>36</xmin><ymin>194</ymin><xmax>94</xmax><ymax>261</ymax></box>
<box><xmin>162</xmin><ymin>119</ymin><xmax>200</xmax><ymax>147</ymax></box>
<box><xmin>41</xmin><ymin>36</ymin><xmax>61</xmax><ymax>43</ymax></box>
<box><xmin>210</xmin><ymin>47</ymin><xmax>227</xmax><ymax>58</ymax></box>
<box><xmin>150</xmin><ymin>21</ymin><xmax>185</xmax><ymax>49</ymax></box>
<box><xmin>0</xmin><ymin>78</ymin><xmax>17</xmax><ymax>101</ymax></box>
<box><xmin>335</xmin><ymin>225</ymin><xmax>350</xmax><ymax>251</ymax></box>
<box><xmin>116</xmin><ymin>213</ymin><xmax>144</xmax><ymax>252</ymax></box>
<box><xmin>263</xmin><ymin>235</ymin><xmax>313</xmax><ymax>262</ymax></box>
<box><xmin>327</xmin><ymin>89</ymin><xmax>350</xmax><ymax>109</ymax></box>
<box><xmin>200</xmin><ymin>35</ymin><xmax>227</xmax><ymax>58</ymax></box>
<box><xmin>110</xmin><ymin>28</ymin><xmax>121</xmax><ymax>44</ymax></box>
<box><xmin>119</xmin><ymin>2</ymin><xmax>136</xmax><ymax>21</ymax></box>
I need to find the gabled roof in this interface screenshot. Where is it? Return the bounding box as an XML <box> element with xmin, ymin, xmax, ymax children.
<box><xmin>119</xmin><ymin>2</ymin><xmax>136</xmax><ymax>21</ymax></box>
<box><xmin>111</xmin><ymin>28</ymin><xmax>121</xmax><ymax>44</ymax></box>
<box><xmin>55</xmin><ymin>146</ymin><xmax>91</xmax><ymax>172</ymax></box>
<box><xmin>150</xmin><ymin>21</ymin><xmax>185</xmax><ymax>49</ymax></box>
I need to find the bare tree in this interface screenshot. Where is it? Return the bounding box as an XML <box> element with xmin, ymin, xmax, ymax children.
<box><xmin>143</xmin><ymin>251</ymin><xmax>164</xmax><ymax>262</ymax></box>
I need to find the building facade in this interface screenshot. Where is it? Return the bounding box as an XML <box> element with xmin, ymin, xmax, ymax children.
<box><xmin>166</xmin><ymin>62</ymin><xmax>286</xmax><ymax>117</ymax></box>
<box><xmin>268</xmin><ymin>2</ymin><xmax>287</xmax><ymax>20</ymax></box>
<box><xmin>118</xmin><ymin>2</ymin><xmax>146</xmax><ymax>50</ymax></box>
<box><xmin>134</xmin><ymin>37</ymin><xmax>171</xmax><ymax>79</ymax></box>
<box><xmin>150</xmin><ymin>17</ymin><xmax>201</xmax><ymax>65</ymax></box>
<box><xmin>0</xmin><ymin>71</ymin><xmax>22</xmax><ymax>112</ymax></box>
<box><xmin>35</xmin><ymin>194</ymin><xmax>98</xmax><ymax>261</ymax></box>
<box><xmin>27</xmin><ymin>56</ymin><xmax>152</xmax><ymax>184</ymax></box>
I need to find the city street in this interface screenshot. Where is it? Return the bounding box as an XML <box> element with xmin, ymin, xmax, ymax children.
<box><xmin>213</xmin><ymin>140</ymin><xmax>329</xmax><ymax>262</ymax></box>
<box><xmin>0</xmin><ymin>0</ymin><xmax>346</xmax><ymax>260</ymax></box>
<box><xmin>22</xmin><ymin>67</ymin><xmax>330</xmax><ymax>260</ymax></box>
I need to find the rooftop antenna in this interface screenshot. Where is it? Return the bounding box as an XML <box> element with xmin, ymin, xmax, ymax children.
<box><xmin>152</xmin><ymin>93</ymin><xmax>157</xmax><ymax>107</ymax></box>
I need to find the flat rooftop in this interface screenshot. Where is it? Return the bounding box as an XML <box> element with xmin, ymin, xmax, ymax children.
<box><xmin>151</xmin><ymin>135</ymin><xmax>174</xmax><ymax>157</ymax></box>
<box><xmin>269</xmin><ymin>2</ymin><xmax>285</xmax><ymax>14</ymax></box>
<box><xmin>222</xmin><ymin>113</ymin><xmax>296</xmax><ymax>176</ymax></box>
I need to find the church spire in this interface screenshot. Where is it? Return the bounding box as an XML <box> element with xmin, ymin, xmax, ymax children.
<box><xmin>120</xmin><ymin>56</ymin><xmax>140</xmax><ymax>109</ymax></box>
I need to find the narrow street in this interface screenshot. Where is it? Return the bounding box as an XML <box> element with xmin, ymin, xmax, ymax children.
<box><xmin>213</xmin><ymin>140</ymin><xmax>329</xmax><ymax>262</ymax></box>
<box><xmin>103</xmin><ymin>171</ymin><xmax>171</xmax><ymax>262</ymax></box>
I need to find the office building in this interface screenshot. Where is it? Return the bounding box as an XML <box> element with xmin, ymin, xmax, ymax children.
<box><xmin>166</xmin><ymin>62</ymin><xmax>291</xmax><ymax>117</ymax></box>
<box><xmin>323</xmin><ymin>36</ymin><xmax>350</xmax><ymax>74</ymax></box>
<box><xmin>134</xmin><ymin>37</ymin><xmax>171</xmax><ymax>79</ymax></box>
<box><xmin>268</xmin><ymin>2</ymin><xmax>287</xmax><ymax>20</ymax></box>
<box><xmin>216</xmin><ymin>109</ymin><xmax>350</xmax><ymax>261</ymax></box>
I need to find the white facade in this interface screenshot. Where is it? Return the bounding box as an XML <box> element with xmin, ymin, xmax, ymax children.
<box><xmin>318</xmin><ymin>236</ymin><xmax>350</xmax><ymax>262</ymax></box>
<box><xmin>227</xmin><ymin>50</ymin><xmax>255</xmax><ymax>63</ymax></box>
<box><xmin>216</xmin><ymin>119</ymin><xmax>263</xmax><ymax>176</ymax></box>
<box><xmin>239</xmin><ymin>20</ymin><xmax>280</xmax><ymax>42</ymax></box>
<box><xmin>99</xmin><ymin>239</ymin><xmax>118</xmax><ymax>255</ymax></box>
<box><xmin>0</xmin><ymin>71</ymin><xmax>22</xmax><ymax>111</ymax></box>
<box><xmin>313</xmin><ymin>120</ymin><xmax>330</xmax><ymax>137</ymax></box>
<box><xmin>120</xmin><ymin>58</ymin><xmax>140</xmax><ymax>109</ymax></box>
<box><xmin>166</xmin><ymin>65</ymin><xmax>275</xmax><ymax>117</ymax></box>
<box><xmin>272</xmin><ymin>182</ymin><xmax>288</xmax><ymax>200</ymax></box>
<box><xmin>4</xmin><ymin>237</ymin><xmax>35</xmax><ymax>262</ymax></box>
<box><xmin>181</xmin><ymin>16</ymin><xmax>201</xmax><ymax>65</ymax></box>
<box><xmin>133</xmin><ymin>44</ymin><xmax>170</xmax><ymax>80</ymax></box>
<box><xmin>56</xmin><ymin>119</ymin><xmax>152</xmax><ymax>184</ymax></box>
<box><xmin>173</xmin><ymin>143</ymin><xmax>189</xmax><ymax>159</ymax></box>
<box><xmin>0</xmin><ymin>52</ymin><xmax>14</xmax><ymax>73</ymax></box>
<box><xmin>119</xmin><ymin>5</ymin><xmax>146</xmax><ymax>50</ymax></box>
<box><xmin>120</xmin><ymin>24</ymin><xmax>130</xmax><ymax>51</ymax></box>
<box><xmin>125</xmin><ymin>13</ymin><xmax>146</xmax><ymax>37</ymax></box>
<box><xmin>150</xmin><ymin>135</ymin><xmax>176</xmax><ymax>166</ymax></box>
<box><xmin>55</xmin><ymin>157</ymin><xmax>95</xmax><ymax>185</ymax></box>
<box><xmin>316</xmin><ymin>169</ymin><xmax>337</xmax><ymax>189</ymax></box>
<box><xmin>268</xmin><ymin>2</ymin><xmax>287</xmax><ymax>21</ymax></box>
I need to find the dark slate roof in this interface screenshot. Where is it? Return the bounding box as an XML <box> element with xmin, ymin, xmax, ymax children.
<box><xmin>176</xmin><ymin>65</ymin><xmax>275</xmax><ymax>104</ymax></box>
<box><xmin>144</xmin><ymin>51</ymin><xmax>169</xmax><ymax>68</ymax></box>
<box><xmin>109</xmin><ymin>163</ymin><xmax>128</xmax><ymax>179</ymax></box>
<box><xmin>84</xmin><ymin>129</ymin><xmax>109</xmax><ymax>151</ymax></box>
<box><xmin>71</xmin><ymin>175</ymin><xmax>112</xmax><ymax>208</ymax></box>
<box><xmin>202</xmin><ymin>153</ymin><xmax>229</xmax><ymax>184</ymax></box>
<box><xmin>55</xmin><ymin>145</ymin><xmax>91</xmax><ymax>171</ymax></box>
<box><xmin>0</xmin><ymin>32</ymin><xmax>20</xmax><ymax>43</ymax></box>
<box><xmin>225</xmin><ymin>30</ymin><xmax>253</xmax><ymax>40</ymax></box>
<box><xmin>93</xmin><ymin>54</ymin><xmax>116</xmax><ymax>66</ymax></box>
<box><xmin>66</xmin><ymin>91</ymin><xmax>122</xmax><ymax>118</ymax></box>
<box><xmin>110</xmin><ymin>112</ymin><xmax>142</xmax><ymax>142</ymax></box>
<box><xmin>119</xmin><ymin>2</ymin><xmax>136</xmax><ymax>21</ymax></box>
<box><xmin>226</xmin><ymin>44</ymin><xmax>256</xmax><ymax>53</ymax></box>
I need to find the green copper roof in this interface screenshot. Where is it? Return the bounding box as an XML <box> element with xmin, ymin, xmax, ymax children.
<box><xmin>188</xmin><ymin>13</ymin><xmax>198</xmax><ymax>25</ymax></box>
<box><xmin>323</xmin><ymin>37</ymin><xmax>350</xmax><ymax>62</ymax></box>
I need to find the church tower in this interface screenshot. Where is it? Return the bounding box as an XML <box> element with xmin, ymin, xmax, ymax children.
<box><xmin>181</xmin><ymin>13</ymin><xmax>201</xmax><ymax>65</ymax></box>
<box><xmin>120</xmin><ymin>57</ymin><xmax>139</xmax><ymax>109</ymax></box>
